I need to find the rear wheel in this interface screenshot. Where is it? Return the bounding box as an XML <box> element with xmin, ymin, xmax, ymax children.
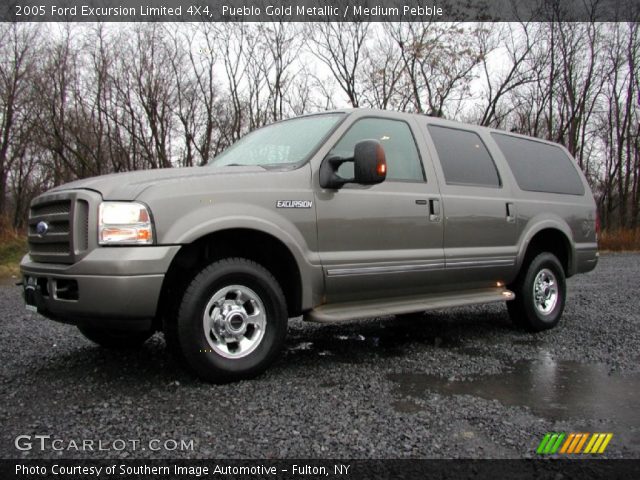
<box><xmin>78</xmin><ymin>326</ymin><xmax>154</xmax><ymax>349</ymax></box>
<box><xmin>174</xmin><ymin>258</ymin><xmax>287</xmax><ymax>383</ymax></box>
<box><xmin>507</xmin><ymin>252</ymin><xmax>566</xmax><ymax>332</ymax></box>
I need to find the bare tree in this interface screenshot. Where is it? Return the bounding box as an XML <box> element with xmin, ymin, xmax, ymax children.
<box><xmin>257</xmin><ymin>23</ymin><xmax>302</xmax><ymax>122</ymax></box>
<box><xmin>306</xmin><ymin>22</ymin><xmax>370</xmax><ymax>107</ymax></box>
<box><xmin>386</xmin><ymin>22</ymin><xmax>484</xmax><ymax>117</ymax></box>
<box><xmin>361</xmin><ymin>25</ymin><xmax>404</xmax><ymax>110</ymax></box>
<box><xmin>185</xmin><ymin>24</ymin><xmax>227</xmax><ymax>163</ymax></box>
<box><xmin>598</xmin><ymin>22</ymin><xmax>639</xmax><ymax>228</ymax></box>
<box><xmin>475</xmin><ymin>22</ymin><xmax>539</xmax><ymax>128</ymax></box>
<box><xmin>1</xmin><ymin>21</ymin><xmax>639</xmax><ymax>233</ymax></box>
<box><xmin>33</xmin><ymin>25</ymin><xmax>80</xmax><ymax>183</ymax></box>
<box><xmin>215</xmin><ymin>23</ymin><xmax>249</xmax><ymax>142</ymax></box>
<box><xmin>0</xmin><ymin>24</ymin><xmax>39</xmax><ymax>221</ymax></box>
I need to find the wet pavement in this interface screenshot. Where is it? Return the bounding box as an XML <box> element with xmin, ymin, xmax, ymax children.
<box><xmin>388</xmin><ymin>356</ymin><xmax>640</xmax><ymax>425</ymax></box>
<box><xmin>1</xmin><ymin>252</ymin><xmax>639</xmax><ymax>458</ymax></box>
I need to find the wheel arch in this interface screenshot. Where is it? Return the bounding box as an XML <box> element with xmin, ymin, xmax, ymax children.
<box><xmin>516</xmin><ymin>220</ymin><xmax>575</xmax><ymax>278</ymax></box>
<box><xmin>158</xmin><ymin>227</ymin><xmax>316</xmax><ymax>327</ymax></box>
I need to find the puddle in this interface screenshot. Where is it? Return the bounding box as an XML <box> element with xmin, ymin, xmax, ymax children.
<box><xmin>389</xmin><ymin>358</ymin><xmax>640</xmax><ymax>425</ymax></box>
<box><xmin>392</xmin><ymin>399</ymin><xmax>425</xmax><ymax>414</ymax></box>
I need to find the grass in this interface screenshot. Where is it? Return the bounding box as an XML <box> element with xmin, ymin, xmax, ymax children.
<box><xmin>0</xmin><ymin>217</ymin><xmax>27</xmax><ymax>278</ymax></box>
<box><xmin>598</xmin><ymin>228</ymin><xmax>640</xmax><ymax>252</ymax></box>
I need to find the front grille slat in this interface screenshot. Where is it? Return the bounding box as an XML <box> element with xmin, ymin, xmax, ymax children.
<box><xmin>28</xmin><ymin>212</ymin><xmax>70</xmax><ymax>223</ymax></box>
<box><xmin>31</xmin><ymin>202</ymin><xmax>71</xmax><ymax>216</ymax></box>
<box><xmin>29</xmin><ymin>243</ymin><xmax>72</xmax><ymax>255</ymax></box>
<box><xmin>28</xmin><ymin>222</ymin><xmax>69</xmax><ymax>235</ymax></box>
<box><xmin>28</xmin><ymin>232</ymin><xmax>70</xmax><ymax>244</ymax></box>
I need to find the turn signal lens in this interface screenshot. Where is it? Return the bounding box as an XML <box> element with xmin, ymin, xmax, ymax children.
<box><xmin>375</xmin><ymin>143</ymin><xmax>387</xmax><ymax>177</ymax></box>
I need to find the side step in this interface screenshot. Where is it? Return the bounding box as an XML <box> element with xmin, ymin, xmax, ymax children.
<box><xmin>304</xmin><ymin>287</ymin><xmax>515</xmax><ymax>323</ymax></box>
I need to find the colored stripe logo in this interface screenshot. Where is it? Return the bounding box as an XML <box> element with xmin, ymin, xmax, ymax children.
<box><xmin>536</xmin><ymin>433</ymin><xmax>613</xmax><ymax>454</ymax></box>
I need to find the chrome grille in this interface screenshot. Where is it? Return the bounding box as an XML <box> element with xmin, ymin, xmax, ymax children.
<box><xmin>28</xmin><ymin>200</ymin><xmax>72</xmax><ymax>263</ymax></box>
<box><xmin>27</xmin><ymin>192</ymin><xmax>96</xmax><ymax>264</ymax></box>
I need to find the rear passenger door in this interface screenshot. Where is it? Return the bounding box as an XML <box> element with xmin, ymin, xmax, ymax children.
<box><xmin>422</xmin><ymin>123</ymin><xmax>518</xmax><ymax>287</ymax></box>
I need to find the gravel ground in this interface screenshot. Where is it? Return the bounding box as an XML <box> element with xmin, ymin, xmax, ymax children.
<box><xmin>0</xmin><ymin>253</ymin><xmax>638</xmax><ymax>459</ymax></box>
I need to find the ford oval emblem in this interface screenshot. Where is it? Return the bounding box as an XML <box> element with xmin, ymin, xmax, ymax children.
<box><xmin>36</xmin><ymin>221</ymin><xmax>49</xmax><ymax>236</ymax></box>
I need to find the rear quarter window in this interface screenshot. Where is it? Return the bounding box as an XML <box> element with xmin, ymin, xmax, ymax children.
<box><xmin>491</xmin><ymin>133</ymin><xmax>585</xmax><ymax>195</ymax></box>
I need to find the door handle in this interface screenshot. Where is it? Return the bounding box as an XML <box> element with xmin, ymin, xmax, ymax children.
<box><xmin>506</xmin><ymin>202</ymin><xmax>516</xmax><ymax>223</ymax></box>
<box><xmin>429</xmin><ymin>199</ymin><xmax>441</xmax><ymax>222</ymax></box>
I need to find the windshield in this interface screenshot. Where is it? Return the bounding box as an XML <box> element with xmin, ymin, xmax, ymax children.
<box><xmin>208</xmin><ymin>114</ymin><xmax>344</xmax><ymax>167</ymax></box>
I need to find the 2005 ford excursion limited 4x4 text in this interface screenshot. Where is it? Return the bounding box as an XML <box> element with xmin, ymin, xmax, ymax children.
<box><xmin>21</xmin><ymin>109</ymin><xmax>598</xmax><ymax>382</ymax></box>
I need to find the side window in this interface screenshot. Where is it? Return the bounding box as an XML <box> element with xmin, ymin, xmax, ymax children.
<box><xmin>427</xmin><ymin>125</ymin><xmax>501</xmax><ymax>188</ymax></box>
<box><xmin>329</xmin><ymin>118</ymin><xmax>425</xmax><ymax>182</ymax></box>
<box><xmin>491</xmin><ymin>133</ymin><xmax>585</xmax><ymax>195</ymax></box>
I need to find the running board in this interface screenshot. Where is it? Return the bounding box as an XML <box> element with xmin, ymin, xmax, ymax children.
<box><xmin>304</xmin><ymin>288</ymin><xmax>515</xmax><ymax>323</ymax></box>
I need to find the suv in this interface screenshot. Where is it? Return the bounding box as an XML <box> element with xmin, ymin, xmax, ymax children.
<box><xmin>21</xmin><ymin>109</ymin><xmax>598</xmax><ymax>382</ymax></box>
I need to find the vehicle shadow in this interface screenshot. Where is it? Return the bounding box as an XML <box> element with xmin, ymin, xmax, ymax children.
<box><xmin>17</xmin><ymin>305</ymin><xmax>528</xmax><ymax>385</ymax></box>
<box><xmin>281</xmin><ymin>305</ymin><xmax>522</xmax><ymax>365</ymax></box>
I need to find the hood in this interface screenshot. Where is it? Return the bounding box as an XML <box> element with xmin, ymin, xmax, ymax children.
<box><xmin>50</xmin><ymin>165</ymin><xmax>269</xmax><ymax>200</ymax></box>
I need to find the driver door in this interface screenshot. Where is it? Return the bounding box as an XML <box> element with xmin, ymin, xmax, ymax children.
<box><xmin>314</xmin><ymin>116</ymin><xmax>445</xmax><ymax>304</ymax></box>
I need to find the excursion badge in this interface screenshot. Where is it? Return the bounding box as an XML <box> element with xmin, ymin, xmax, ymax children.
<box><xmin>276</xmin><ymin>200</ymin><xmax>313</xmax><ymax>209</ymax></box>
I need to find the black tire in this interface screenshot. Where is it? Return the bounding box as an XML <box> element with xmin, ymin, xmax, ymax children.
<box><xmin>162</xmin><ymin>284</ymin><xmax>187</xmax><ymax>363</ymax></box>
<box><xmin>78</xmin><ymin>325</ymin><xmax>154</xmax><ymax>349</ymax></box>
<box><xmin>175</xmin><ymin>258</ymin><xmax>288</xmax><ymax>383</ymax></box>
<box><xmin>507</xmin><ymin>252</ymin><xmax>566</xmax><ymax>332</ymax></box>
<box><xmin>163</xmin><ymin>309</ymin><xmax>185</xmax><ymax>363</ymax></box>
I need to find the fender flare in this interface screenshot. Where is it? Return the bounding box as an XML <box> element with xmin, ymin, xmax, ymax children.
<box><xmin>164</xmin><ymin>206</ymin><xmax>323</xmax><ymax>311</ymax></box>
<box><xmin>516</xmin><ymin>216</ymin><xmax>576</xmax><ymax>276</ymax></box>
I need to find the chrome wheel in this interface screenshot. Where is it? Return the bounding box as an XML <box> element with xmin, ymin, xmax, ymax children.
<box><xmin>532</xmin><ymin>268</ymin><xmax>558</xmax><ymax>315</ymax></box>
<box><xmin>203</xmin><ymin>285</ymin><xmax>267</xmax><ymax>359</ymax></box>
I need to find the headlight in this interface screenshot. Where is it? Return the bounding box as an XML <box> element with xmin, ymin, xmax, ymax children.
<box><xmin>98</xmin><ymin>202</ymin><xmax>154</xmax><ymax>245</ymax></box>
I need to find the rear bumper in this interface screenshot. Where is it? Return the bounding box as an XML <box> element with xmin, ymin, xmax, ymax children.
<box><xmin>574</xmin><ymin>243</ymin><xmax>599</xmax><ymax>274</ymax></box>
<box><xmin>20</xmin><ymin>245</ymin><xmax>180</xmax><ymax>330</ymax></box>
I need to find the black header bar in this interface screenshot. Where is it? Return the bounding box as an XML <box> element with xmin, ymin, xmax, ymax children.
<box><xmin>3</xmin><ymin>459</ymin><xmax>640</xmax><ymax>480</ymax></box>
<box><xmin>2</xmin><ymin>0</ymin><xmax>640</xmax><ymax>22</ymax></box>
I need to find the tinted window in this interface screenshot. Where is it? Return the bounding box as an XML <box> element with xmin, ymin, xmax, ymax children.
<box><xmin>330</xmin><ymin>118</ymin><xmax>424</xmax><ymax>182</ymax></box>
<box><xmin>427</xmin><ymin>125</ymin><xmax>501</xmax><ymax>187</ymax></box>
<box><xmin>491</xmin><ymin>133</ymin><xmax>585</xmax><ymax>195</ymax></box>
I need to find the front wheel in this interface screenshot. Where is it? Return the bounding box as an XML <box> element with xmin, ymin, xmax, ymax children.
<box><xmin>175</xmin><ymin>258</ymin><xmax>288</xmax><ymax>383</ymax></box>
<box><xmin>507</xmin><ymin>252</ymin><xmax>566</xmax><ymax>332</ymax></box>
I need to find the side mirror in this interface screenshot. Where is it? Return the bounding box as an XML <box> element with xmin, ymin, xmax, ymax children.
<box><xmin>319</xmin><ymin>139</ymin><xmax>387</xmax><ymax>189</ymax></box>
<box><xmin>353</xmin><ymin>139</ymin><xmax>387</xmax><ymax>185</ymax></box>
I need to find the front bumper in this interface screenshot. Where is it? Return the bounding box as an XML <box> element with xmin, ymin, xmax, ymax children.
<box><xmin>20</xmin><ymin>245</ymin><xmax>180</xmax><ymax>330</ymax></box>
